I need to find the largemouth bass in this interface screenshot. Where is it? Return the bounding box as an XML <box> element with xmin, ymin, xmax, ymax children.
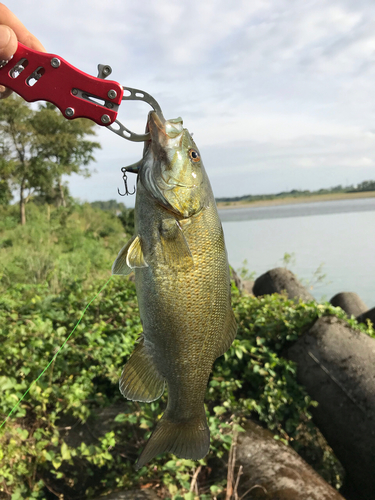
<box><xmin>112</xmin><ymin>111</ymin><xmax>237</xmax><ymax>469</ymax></box>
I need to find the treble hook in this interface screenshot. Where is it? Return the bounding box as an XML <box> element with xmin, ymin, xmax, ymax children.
<box><xmin>118</xmin><ymin>167</ymin><xmax>136</xmax><ymax>196</ymax></box>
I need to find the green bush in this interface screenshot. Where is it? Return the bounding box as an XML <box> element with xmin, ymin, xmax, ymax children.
<box><xmin>1</xmin><ymin>275</ymin><xmax>373</xmax><ymax>498</ymax></box>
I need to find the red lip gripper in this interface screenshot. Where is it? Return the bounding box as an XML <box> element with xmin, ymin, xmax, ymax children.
<box><xmin>0</xmin><ymin>42</ymin><xmax>164</xmax><ymax>142</ymax></box>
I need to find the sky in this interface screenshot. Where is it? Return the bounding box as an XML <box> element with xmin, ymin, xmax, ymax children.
<box><xmin>8</xmin><ymin>0</ymin><xmax>375</xmax><ymax>205</ymax></box>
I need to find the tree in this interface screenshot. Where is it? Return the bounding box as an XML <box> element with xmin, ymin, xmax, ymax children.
<box><xmin>30</xmin><ymin>102</ymin><xmax>101</xmax><ymax>207</ymax></box>
<box><xmin>356</xmin><ymin>180</ymin><xmax>375</xmax><ymax>192</ymax></box>
<box><xmin>0</xmin><ymin>96</ymin><xmax>101</xmax><ymax>224</ymax></box>
<box><xmin>0</xmin><ymin>138</ymin><xmax>13</xmax><ymax>206</ymax></box>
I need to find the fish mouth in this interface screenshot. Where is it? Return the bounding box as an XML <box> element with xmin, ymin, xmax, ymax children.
<box><xmin>143</xmin><ymin>112</ymin><xmax>184</xmax><ymax>158</ymax></box>
<box><xmin>149</xmin><ymin>112</ymin><xmax>184</xmax><ymax>140</ymax></box>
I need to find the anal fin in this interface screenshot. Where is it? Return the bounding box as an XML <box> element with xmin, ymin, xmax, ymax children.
<box><xmin>119</xmin><ymin>338</ymin><xmax>165</xmax><ymax>403</ymax></box>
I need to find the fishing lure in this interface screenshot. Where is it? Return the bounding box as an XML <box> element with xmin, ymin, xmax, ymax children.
<box><xmin>118</xmin><ymin>167</ymin><xmax>135</xmax><ymax>196</ymax></box>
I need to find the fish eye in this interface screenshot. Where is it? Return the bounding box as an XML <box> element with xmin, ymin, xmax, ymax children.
<box><xmin>188</xmin><ymin>149</ymin><xmax>200</xmax><ymax>162</ymax></box>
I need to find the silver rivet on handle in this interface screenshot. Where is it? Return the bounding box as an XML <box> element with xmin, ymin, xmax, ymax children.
<box><xmin>101</xmin><ymin>114</ymin><xmax>111</xmax><ymax>124</ymax></box>
<box><xmin>51</xmin><ymin>58</ymin><xmax>61</xmax><ymax>68</ymax></box>
<box><xmin>108</xmin><ymin>90</ymin><xmax>117</xmax><ymax>99</ymax></box>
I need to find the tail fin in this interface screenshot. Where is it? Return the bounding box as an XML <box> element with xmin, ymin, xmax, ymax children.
<box><xmin>135</xmin><ymin>407</ymin><xmax>210</xmax><ymax>470</ymax></box>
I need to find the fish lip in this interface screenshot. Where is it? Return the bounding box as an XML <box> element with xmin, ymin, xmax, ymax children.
<box><xmin>149</xmin><ymin>110</ymin><xmax>164</xmax><ymax>130</ymax></box>
<box><xmin>142</xmin><ymin>111</ymin><xmax>164</xmax><ymax>158</ymax></box>
<box><xmin>149</xmin><ymin>111</ymin><xmax>170</xmax><ymax>142</ymax></box>
<box><xmin>142</xmin><ymin>117</ymin><xmax>152</xmax><ymax>157</ymax></box>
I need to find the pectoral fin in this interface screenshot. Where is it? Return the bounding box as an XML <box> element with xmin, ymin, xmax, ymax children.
<box><xmin>159</xmin><ymin>219</ymin><xmax>194</xmax><ymax>270</ymax></box>
<box><xmin>119</xmin><ymin>338</ymin><xmax>165</xmax><ymax>403</ymax></box>
<box><xmin>112</xmin><ymin>235</ymin><xmax>148</xmax><ymax>275</ymax></box>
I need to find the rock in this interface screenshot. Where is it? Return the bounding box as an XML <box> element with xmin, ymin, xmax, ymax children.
<box><xmin>242</xmin><ymin>280</ymin><xmax>254</xmax><ymax>295</ymax></box>
<box><xmin>287</xmin><ymin>316</ymin><xmax>375</xmax><ymax>500</ymax></box>
<box><xmin>253</xmin><ymin>268</ymin><xmax>315</xmax><ymax>302</ymax></box>
<box><xmin>357</xmin><ymin>306</ymin><xmax>375</xmax><ymax>325</ymax></box>
<box><xmin>92</xmin><ymin>490</ymin><xmax>158</xmax><ymax>500</ymax></box>
<box><xmin>230</xmin><ymin>267</ymin><xmax>254</xmax><ymax>295</ymax></box>
<box><xmin>234</xmin><ymin>420</ymin><xmax>344</xmax><ymax>499</ymax></box>
<box><xmin>330</xmin><ymin>292</ymin><xmax>368</xmax><ymax>317</ymax></box>
<box><xmin>230</xmin><ymin>266</ymin><xmax>244</xmax><ymax>291</ymax></box>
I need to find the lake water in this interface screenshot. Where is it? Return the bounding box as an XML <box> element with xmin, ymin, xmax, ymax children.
<box><xmin>219</xmin><ymin>198</ymin><xmax>375</xmax><ymax>307</ymax></box>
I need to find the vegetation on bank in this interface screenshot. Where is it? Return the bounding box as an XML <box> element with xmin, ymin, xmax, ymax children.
<box><xmin>0</xmin><ymin>201</ymin><xmax>134</xmax><ymax>294</ymax></box>
<box><xmin>1</xmin><ymin>201</ymin><xmax>374</xmax><ymax>500</ymax></box>
<box><xmin>216</xmin><ymin>180</ymin><xmax>375</xmax><ymax>205</ymax></box>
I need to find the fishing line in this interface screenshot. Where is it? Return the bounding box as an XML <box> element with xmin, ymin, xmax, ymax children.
<box><xmin>0</xmin><ymin>276</ymin><xmax>113</xmax><ymax>430</ymax></box>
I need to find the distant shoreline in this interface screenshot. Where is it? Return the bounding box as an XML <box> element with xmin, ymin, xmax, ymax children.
<box><xmin>216</xmin><ymin>191</ymin><xmax>375</xmax><ymax>210</ymax></box>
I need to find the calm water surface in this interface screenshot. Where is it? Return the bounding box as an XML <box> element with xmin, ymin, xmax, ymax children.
<box><xmin>219</xmin><ymin>198</ymin><xmax>375</xmax><ymax>306</ymax></box>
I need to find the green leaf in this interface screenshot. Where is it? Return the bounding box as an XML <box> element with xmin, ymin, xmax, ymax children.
<box><xmin>11</xmin><ymin>491</ymin><xmax>23</xmax><ymax>500</ymax></box>
<box><xmin>0</xmin><ymin>376</ymin><xmax>15</xmax><ymax>391</ymax></box>
<box><xmin>168</xmin><ymin>484</ymin><xmax>178</xmax><ymax>495</ymax></box>
<box><xmin>210</xmin><ymin>485</ymin><xmax>222</xmax><ymax>493</ymax></box>
<box><xmin>213</xmin><ymin>406</ymin><xmax>226</xmax><ymax>416</ymax></box>
<box><xmin>114</xmin><ymin>413</ymin><xmax>128</xmax><ymax>422</ymax></box>
<box><xmin>52</xmin><ymin>459</ymin><xmax>62</xmax><ymax>469</ymax></box>
<box><xmin>43</xmin><ymin>450</ymin><xmax>53</xmax><ymax>461</ymax></box>
<box><xmin>235</xmin><ymin>348</ymin><xmax>243</xmax><ymax>359</ymax></box>
<box><xmin>16</xmin><ymin>428</ymin><xmax>29</xmax><ymax>440</ymax></box>
<box><xmin>61</xmin><ymin>442</ymin><xmax>71</xmax><ymax>461</ymax></box>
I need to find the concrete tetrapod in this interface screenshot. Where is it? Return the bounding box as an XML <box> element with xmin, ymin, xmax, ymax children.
<box><xmin>253</xmin><ymin>268</ymin><xmax>315</xmax><ymax>302</ymax></box>
<box><xmin>287</xmin><ymin>316</ymin><xmax>375</xmax><ymax>500</ymax></box>
<box><xmin>330</xmin><ymin>292</ymin><xmax>368</xmax><ymax>318</ymax></box>
<box><xmin>356</xmin><ymin>306</ymin><xmax>375</xmax><ymax>326</ymax></box>
<box><xmin>233</xmin><ymin>420</ymin><xmax>345</xmax><ymax>500</ymax></box>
